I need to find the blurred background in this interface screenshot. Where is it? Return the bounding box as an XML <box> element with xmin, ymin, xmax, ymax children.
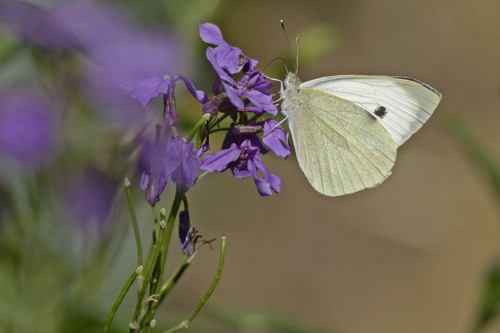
<box><xmin>1</xmin><ymin>0</ymin><xmax>500</xmax><ymax>332</ymax></box>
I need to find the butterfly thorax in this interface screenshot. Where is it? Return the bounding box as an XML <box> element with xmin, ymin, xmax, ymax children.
<box><xmin>280</xmin><ymin>72</ymin><xmax>302</xmax><ymax>119</ymax></box>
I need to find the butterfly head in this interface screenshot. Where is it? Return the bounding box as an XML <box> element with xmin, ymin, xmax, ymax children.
<box><xmin>282</xmin><ymin>72</ymin><xmax>301</xmax><ymax>96</ymax></box>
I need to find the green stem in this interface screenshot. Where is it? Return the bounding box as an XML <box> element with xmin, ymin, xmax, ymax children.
<box><xmin>103</xmin><ymin>266</ymin><xmax>143</xmax><ymax>333</ymax></box>
<box><xmin>155</xmin><ymin>186</ymin><xmax>185</xmax><ymax>294</ymax></box>
<box><xmin>181</xmin><ymin>195</ymin><xmax>189</xmax><ymax>211</ymax></box>
<box><xmin>159</xmin><ymin>256</ymin><xmax>190</xmax><ymax>301</ymax></box>
<box><xmin>124</xmin><ymin>178</ymin><xmax>142</xmax><ymax>266</ymax></box>
<box><xmin>132</xmin><ymin>220</ymin><xmax>167</xmax><ymax>322</ymax></box>
<box><xmin>152</xmin><ymin>205</ymin><xmax>159</xmax><ymax>241</ymax></box>
<box><xmin>209</xmin><ymin>113</ymin><xmax>230</xmax><ymax>130</ymax></box>
<box><xmin>140</xmin><ymin>256</ymin><xmax>190</xmax><ymax>327</ymax></box>
<box><xmin>161</xmin><ymin>236</ymin><xmax>227</xmax><ymax>333</ymax></box>
<box><xmin>188</xmin><ymin>113</ymin><xmax>211</xmax><ymax>142</ymax></box>
<box><xmin>146</xmin><ymin>208</ymin><xmax>167</xmax><ymax>305</ymax></box>
<box><xmin>133</xmin><ymin>186</ymin><xmax>185</xmax><ymax>328</ymax></box>
<box><xmin>195</xmin><ymin>171</ymin><xmax>210</xmax><ymax>183</ymax></box>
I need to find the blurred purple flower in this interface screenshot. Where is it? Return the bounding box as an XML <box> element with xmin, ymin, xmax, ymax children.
<box><xmin>122</xmin><ymin>74</ymin><xmax>207</xmax><ymax>126</ymax></box>
<box><xmin>52</xmin><ymin>0</ymin><xmax>186</xmax><ymax>124</ymax></box>
<box><xmin>64</xmin><ymin>169</ymin><xmax>115</xmax><ymax>232</ymax></box>
<box><xmin>165</xmin><ymin>136</ymin><xmax>199</xmax><ymax>189</ymax></box>
<box><xmin>0</xmin><ymin>1</ymin><xmax>80</xmax><ymax>50</ymax></box>
<box><xmin>201</xmin><ymin>139</ymin><xmax>281</xmax><ymax>196</ymax></box>
<box><xmin>0</xmin><ymin>89</ymin><xmax>57</xmax><ymax>166</ymax></box>
<box><xmin>139</xmin><ymin>125</ymin><xmax>168</xmax><ymax>205</ymax></box>
<box><xmin>140</xmin><ymin>131</ymin><xmax>199</xmax><ymax>204</ymax></box>
<box><xmin>178</xmin><ymin>210</ymin><xmax>200</xmax><ymax>256</ymax></box>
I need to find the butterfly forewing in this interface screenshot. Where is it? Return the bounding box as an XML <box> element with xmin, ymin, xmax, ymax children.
<box><xmin>289</xmin><ymin>88</ymin><xmax>398</xmax><ymax>196</ymax></box>
<box><xmin>300</xmin><ymin>75</ymin><xmax>442</xmax><ymax>146</ymax></box>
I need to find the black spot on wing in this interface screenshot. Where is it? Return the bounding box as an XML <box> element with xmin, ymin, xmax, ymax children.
<box><xmin>374</xmin><ymin>106</ymin><xmax>387</xmax><ymax>118</ymax></box>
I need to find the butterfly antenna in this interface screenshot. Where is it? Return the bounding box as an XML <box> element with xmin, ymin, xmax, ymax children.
<box><xmin>263</xmin><ymin>56</ymin><xmax>288</xmax><ymax>74</ymax></box>
<box><xmin>280</xmin><ymin>19</ymin><xmax>295</xmax><ymax>72</ymax></box>
<box><xmin>295</xmin><ymin>36</ymin><xmax>299</xmax><ymax>74</ymax></box>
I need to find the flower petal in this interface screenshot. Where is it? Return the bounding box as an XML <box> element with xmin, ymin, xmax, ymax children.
<box><xmin>262</xmin><ymin>119</ymin><xmax>291</xmax><ymax>158</ymax></box>
<box><xmin>121</xmin><ymin>74</ymin><xmax>170</xmax><ymax>106</ymax></box>
<box><xmin>199</xmin><ymin>22</ymin><xmax>225</xmax><ymax>45</ymax></box>
<box><xmin>205</xmin><ymin>47</ymin><xmax>235</xmax><ymax>84</ymax></box>
<box><xmin>243</xmin><ymin>89</ymin><xmax>277</xmax><ymax>115</ymax></box>
<box><xmin>250</xmin><ymin>155</ymin><xmax>281</xmax><ymax>196</ymax></box>
<box><xmin>164</xmin><ymin>135</ymin><xmax>182</xmax><ymax>177</ymax></box>
<box><xmin>215</xmin><ymin>44</ymin><xmax>242</xmax><ymax>75</ymax></box>
<box><xmin>173</xmin><ymin>74</ymin><xmax>208</xmax><ymax>104</ymax></box>
<box><xmin>171</xmin><ymin>140</ymin><xmax>199</xmax><ymax>188</ymax></box>
<box><xmin>200</xmin><ymin>143</ymin><xmax>241</xmax><ymax>172</ymax></box>
<box><xmin>222</xmin><ymin>81</ymin><xmax>244</xmax><ymax>110</ymax></box>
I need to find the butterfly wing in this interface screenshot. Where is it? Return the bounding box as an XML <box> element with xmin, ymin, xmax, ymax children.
<box><xmin>300</xmin><ymin>75</ymin><xmax>442</xmax><ymax>146</ymax></box>
<box><xmin>288</xmin><ymin>88</ymin><xmax>398</xmax><ymax>196</ymax></box>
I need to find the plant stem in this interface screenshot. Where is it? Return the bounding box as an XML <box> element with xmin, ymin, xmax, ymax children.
<box><xmin>132</xmin><ymin>185</ymin><xmax>185</xmax><ymax>328</ymax></box>
<box><xmin>140</xmin><ymin>256</ymin><xmax>190</xmax><ymax>327</ymax></box>
<box><xmin>103</xmin><ymin>266</ymin><xmax>143</xmax><ymax>333</ymax></box>
<box><xmin>124</xmin><ymin>178</ymin><xmax>142</xmax><ymax>266</ymax></box>
<box><xmin>132</xmin><ymin>220</ymin><xmax>166</xmax><ymax>322</ymax></box>
<box><xmin>152</xmin><ymin>205</ymin><xmax>159</xmax><ymax>240</ymax></box>
<box><xmin>161</xmin><ymin>236</ymin><xmax>227</xmax><ymax>333</ymax></box>
<box><xmin>159</xmin><ymin>256</ymin><xmax>190</xmax><ymax>302</ymax></box>
<box><xmin>155</xmin><ymin>186</ymin><xmax>185</xmax><ymax>294</ymax></box>
<box><xmin>188</xmin><ymin>113</ymin><xmax>210</xmax><ymax>142</ymax></box>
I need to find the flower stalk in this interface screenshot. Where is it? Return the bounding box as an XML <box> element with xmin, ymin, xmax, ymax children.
<box><xmin>125</xmin><ymin>178</ymin><xmax>143</xmax><ymax>266</ymax></box>
<box><xmin>106</xmin><ymin>20</ymin><xmax>286</xmax><ymax>331</ymax></box>
<box><xmin>103</xmin><ymin>265</ymin><xmax>143</xmax><ymax>333</ymax></box>
<box><xmin>162</xmin><ymin>236</ymin><xmax>227</xmax><ymax>333</ymax></box>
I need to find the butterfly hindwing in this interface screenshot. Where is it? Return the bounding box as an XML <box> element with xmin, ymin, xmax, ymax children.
<box><xmin>288</xmin><ymin>88</ymin><xmax>398</xmax><ymax>196</ymax></box>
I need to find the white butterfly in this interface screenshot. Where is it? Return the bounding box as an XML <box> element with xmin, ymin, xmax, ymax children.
<box><xmin>280</xmin><ymin>73</ymin><xmax>442</xmax><ymax>196</ymax></box>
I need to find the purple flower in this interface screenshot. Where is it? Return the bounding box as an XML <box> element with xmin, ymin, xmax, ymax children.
<box><xmin>53</xmin><ymin>0</ymin><xmax>186</xmax><ymax>125</ymax></box>
<box><xmin>140</xmin><ymin>131</ymin><xmax>200</xmax><ymax>204</ymax></box>
<box><xmin>196</xmin><ymin>22</ymin><xmax>289</xmax><ymax>196</ymax></box>
<box><xmin>262</xmin><ymin>119</ymin><xmax>291</xmax><ymax>158</ymax></box>
<box><xmin>139</xmin><ymin>125</ymin><xmax>168</xmax><ymax>205</ymax></box>
<box><xmin>64</xmin><ymin>169</ymin><xmax>115</xmax><ymax>233</ymax></box>
<box><xmin>122</xmin><ymin>74</ymin><xmax>207</xmax><ymax>107</ymax></box>
<box><xmin>164</xmin><ymin>136</ymin><xmax>199</xmax><ymax>188</ymax></box>
<box><xmin>0</xmin><ymin>1</ymin><xmax>80</xmax><ymax>50</ymax></box>
<box><xmin>199</xmin><ymin>22</ymin><xmax>257</xmax><ymax>75</ymax></box>
<box><xmin>204</xmin><ymin>44</ymin><xmax>276</xmax><ymax>115</ymax></box>
<box><xmin>122</xmin><ymin>74</ymin><xmax>207</xmax><ymax>126</ymax></box>
<box><xmin>122</xmin><ymin>75</ymin><xmax>172</xmax><ymax>106</ymax></box>
<box><xmin>199</xmin><ymin>22</ymin><xmax>276</xmax><ymax>115</ymax></box>
<box><xmin>0</xmin><ymin>89</ymin><xmax>58</xmax><ymax>167</ymax></box>
<box><xmin>178</xmin><ymin>210</ymin><xmax>200</xmax><ymax>256</ymax></box>
<box><xmin>201</xmin><ymin>139</ymin><xmax>281</xmax><ymax>196</ymax></box>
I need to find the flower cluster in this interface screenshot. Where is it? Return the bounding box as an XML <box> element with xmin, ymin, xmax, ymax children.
<box><xmin>125</xmin><ymin>21</ymin><xmax>290</xmax><ymax>200</ymax></box>
<box><xmin>197</xmin><ymin>22</ymin><xmax>290</xmax><ymax>196</ymax></box>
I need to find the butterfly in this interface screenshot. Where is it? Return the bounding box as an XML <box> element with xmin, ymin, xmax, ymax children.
<box><xmin>280</xmin><ymin>72</ymin><xmax>442</xmax><ymax>196</ymax></box>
